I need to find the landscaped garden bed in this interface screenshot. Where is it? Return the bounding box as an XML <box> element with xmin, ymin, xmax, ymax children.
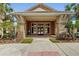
<box><xmin>20</xmin><ymin>37</ymin><xmax>33</xmax><ymax>44</ymax></box>
<box><xmin>0</xmin><ymin>39</ymin><xmax>14</xmax><ymax>44</ymax></box>
<box><xmin>49</xmin><ymin>38</ymin><xmax>60</xmax><ymax>43</ymax></box>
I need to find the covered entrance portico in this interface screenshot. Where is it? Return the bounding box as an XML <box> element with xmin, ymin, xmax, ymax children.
<box><xmin>11</xmin><ymin>4</ymin><xmax>75</xmax><ymax>39</ymax></box>
<box><xmin>11</xmin><ymin>12</ymin><xmax>75</xmax><ymax>39</ymax></box>
<box><xmin>12</xmin><ymin>12</ymin><xmax>75</xmax><ymax>39</ymax></box>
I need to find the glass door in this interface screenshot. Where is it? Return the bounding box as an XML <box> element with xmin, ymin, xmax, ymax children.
<box><xmin>44</xmin><ymin>24</ymin><xmax>49</xmax><ymax>34</ymax></box>
<box><xmin>31</xmin><ymin>23</ymin><xmax>50</xmax><ymax>35</ymax></box>
<box><xmin>37</xmin><ymin>24</ymin><xmax>44</xmax><ymax>35</ymax></box>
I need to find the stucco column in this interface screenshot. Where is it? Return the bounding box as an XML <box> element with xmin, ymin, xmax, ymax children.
<box><xmin>19</xmin><ymin>16</ymin><xmax>26</xmax><ymax>39</ymax></box>
<box><xmin>16</xmin><ymin>15</ymin><xmax>26</xmax><ymax>39</ymax></box>
<box><xmin>55</xmin><ymin>21</ymin><xmax>58</xmax><ymax>36</ymax></box>
<box><xmin>0</xmin><ymin>15</ymin><xmax>3</xmax><ymax>38</ymax></box>
<box><xmin>56</xmin><ymin>15</ymin><xmax>66</xmax><ymax>35</ymax></box>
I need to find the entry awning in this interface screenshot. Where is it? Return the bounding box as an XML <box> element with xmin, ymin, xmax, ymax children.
<box><xmin>10</xmin><ymin>11</ymin><xmax>76</xmax><ymax>16</ymax></box>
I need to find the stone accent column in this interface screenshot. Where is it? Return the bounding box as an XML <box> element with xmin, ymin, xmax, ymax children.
<box><xmin>56</xmin><ymin>15</ymin><xmax>67</xmax><ymax>35</ymax></box>
<box><xmin>74</xmin><ymin>28</ymin><xmax>77</xmax><ymax>33</ymax></box>
<box><xmin>55</xmin><ymin>21</ymin><xmax>58</xmax><ymax>35</ymax></box>
<box><xmin>0</xmin><ymin>15</ymin><xmax>4</xmax><ymax>38</ymax></box>
<box><xmin>19</xmin><ymin>16</ymin><xmax>26</xmax><ymax>39</ymax></box>
<box><xmin>16</xmin><ymin>15</ymin><xmax>26</xmax><ymax>40</ymax></box>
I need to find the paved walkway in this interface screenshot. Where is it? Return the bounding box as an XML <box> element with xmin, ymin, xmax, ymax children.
<box><xmin>0</xmin><ymin>37</ymin><xmax>79</xmax><ymax>56</ymax></box>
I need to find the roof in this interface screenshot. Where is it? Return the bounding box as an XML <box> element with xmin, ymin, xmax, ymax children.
<box><xmin>11</xmin><ymin>11</ymin><xmax>75</xmax><ymax>16</ymax></box>
<box><xmin>10</xmin><ymin>3</ymin><xmax>76</xmax><ymax>16</ymax></box>
<box><xmin>25</xmin><ymin>3</ymin><xmax>57</xmax><ymax>12</ymax></box>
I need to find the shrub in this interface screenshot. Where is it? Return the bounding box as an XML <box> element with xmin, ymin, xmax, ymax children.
<box><xmin>75</xmin><ymin>32</ymin><xmax>79</xmax><ymax>38</ymax></box>
<box><xmin>49</xmin><ymin>38</ymin><xmax>60</xmax><ymax>43</ymax></box>
<box><xmin>20</xmin><ymin>37</ymin><xmax>33</xmax><ymax>43</ymax></box>
<box><xmin>56</xmin><ymin>32</ymin><xmax>74</xmax><ymax>40</ymax></box>
<box><xmin>3</xmin><ymin>33</ymin><xmax>11</xmax><ymax>40</ymax></box>
<box><xmin>56</xmin><ymin>32</ymin><xmax>67</xmax><ymax>40</ymax></box>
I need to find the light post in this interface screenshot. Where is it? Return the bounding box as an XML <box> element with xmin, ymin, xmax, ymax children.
<box><xmin>72</xmin><ymin>16</ymin><xmax>76</xmax><ymax>40</ymax></box>
<box><xmin>13</xmin><ymin>17</ymin><xmax>17</xmax><ymax>42</ymax></box>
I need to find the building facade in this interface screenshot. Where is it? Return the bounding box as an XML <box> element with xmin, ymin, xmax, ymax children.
<box><xmin>11</xmin><ymin>4</ymin><xmax>75</xmax><ymax>39</ymax></box>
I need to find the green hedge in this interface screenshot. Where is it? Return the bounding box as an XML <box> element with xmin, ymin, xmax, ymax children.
<box><xmin>20</xmin><ymin>37</ymin><xmax>33</xmax><ymax>43</ymax></box>
<box><xmin>3</xmin><ymin>33</ymin><xmax>11</xmax><ymax>40</ymax></box>
<box><xmin>49</xmin><ymin>38</ymin><xmax>60</xmax><ymax>43</ymax></box>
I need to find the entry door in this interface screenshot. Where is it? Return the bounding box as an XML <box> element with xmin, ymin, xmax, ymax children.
<box><xmin>37</xmin><ymin>24</ymin><xmax>44</xmax><ymax>35</ymax></box>
<box><xmin>31</xmin><ymin>22</ymin><xmax>50</xmax><ymax>35</ymax></box>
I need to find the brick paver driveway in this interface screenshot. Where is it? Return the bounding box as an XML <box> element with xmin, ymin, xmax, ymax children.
<box><xmin>0</xmin><ymin>37</ymin><xmax>79</xmax><ymax>56</ymax></box>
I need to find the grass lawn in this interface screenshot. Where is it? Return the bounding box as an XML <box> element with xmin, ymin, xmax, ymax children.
<box><xmin>49</xmin><ymin>38</ymin><xmax>60</xmax><ymax>43</ymax></box>
<box><xmin>20</xmin><ymin>37</ymin><xmax>33</xmax><ymax>44</ymax></box>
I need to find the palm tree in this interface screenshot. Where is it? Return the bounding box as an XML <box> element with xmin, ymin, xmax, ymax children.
<box><xmin>69</xmin><ymin>4</ymin><xmax>79</xmax><ymax>28</ymax></box>
<box><xmin>65</xmin><ymin>4</ymin><xmax>72</xmax><ymax>33</ymax></box>
<box><xmin>67</xmin><ymin>3</ymin><xmax>79</xmax><ymax>19</ymax></box>
<box><xmin>0</xmin><ymin>4</ymin><xmax>13</xmax><ymax>14</ymax></box>
<box><xmin>73</xmin><ymin>4</ymin><xmax>79</xmax><ymax>19</ymax></box>
<box><xmin>0</xmin><ymin>3</ymin><xmax>13</xmax><ymax>39</ymax></box>
<box><xmin>65</xmin><ymin>3</ymin><xmax>79</xmax><ymax>33</ymax></box>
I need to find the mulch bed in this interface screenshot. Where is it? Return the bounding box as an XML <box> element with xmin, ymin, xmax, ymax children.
<box><xmin>0</xmin><ymin>40</ymin><xmax>15</xmax><ymax>44</ymax></box>
<box><xmin>59</xmin><ymin>39</ymin><xmax>79</xmax><ymax>43</ymax></box>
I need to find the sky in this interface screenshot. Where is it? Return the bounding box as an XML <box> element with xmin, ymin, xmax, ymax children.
<box><xmin>10</xmin><ymin>3</ymin><xmax>69</xmax><ymax>12</ymax></box>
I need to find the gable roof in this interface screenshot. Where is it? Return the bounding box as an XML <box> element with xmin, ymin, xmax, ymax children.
<box><xmin>25</xmin><ymin>3</ymin><xmax>57</xmax><ymax>12</ymax></box>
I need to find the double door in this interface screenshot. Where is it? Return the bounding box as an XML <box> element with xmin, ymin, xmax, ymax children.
<box><xmin>31</xmin><ymin>23</ymin><xmax>50</xmax><ymax>35</ymax></box>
